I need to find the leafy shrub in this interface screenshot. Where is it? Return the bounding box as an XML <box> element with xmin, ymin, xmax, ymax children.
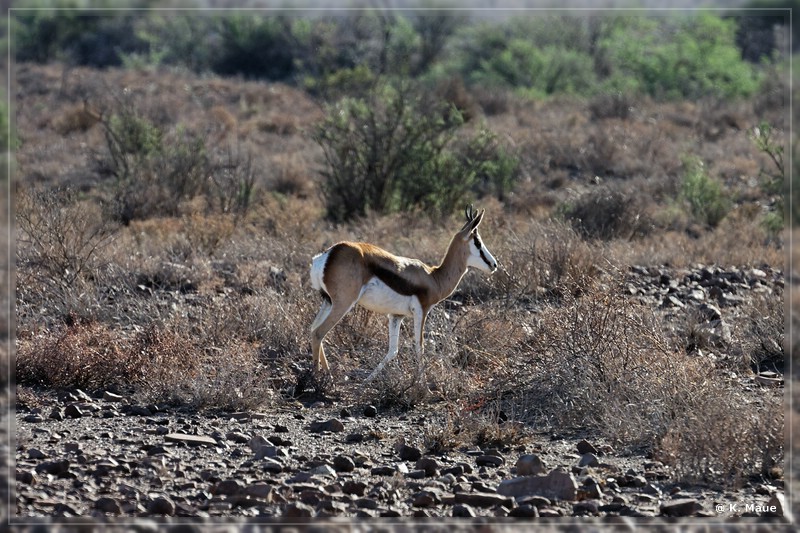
<box><xmin>748</xmin><ymin>121</ymin><xmax>785</xmax><ymax>233</ymax></box>
<box><xmin>313</xmin><ymin>80</ymin><xmax>518</xmax><ymax>221</ymax></box>
<box><xmin>14</xmin><ymin>11</ymin><xmax>145</xmax><ymax>67</ymax></box>
<box><xmin>679</xmin><ymin>157</ymin><xmax>731</xmax><ymax>228</ymax></box>
<box><xmin>599</xmin><ymin>14</ymin><xmax>761</xmax><ymax>100</ymax></box>
<box><xmin>100</xmin><ymin>92</ymin><xmax>258</xmax><ymax>223</ymax></box>
<box><xmin>209</xmin><ymin>14</ymin><xmax>298</xmax><ymax>80</ymax></box>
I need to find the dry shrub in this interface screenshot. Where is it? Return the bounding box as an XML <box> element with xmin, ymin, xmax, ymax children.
<box><xmin>422</xmin><ymin>397</ymin><xmax>529</xmax><ymax>454</ymax></box>
<box><xmin>16</xmin><ymin>321</ymin><xmax>139</xmax><ymax>390</ymax></box>
<box><xmin>657</xmin><ymin>388</ymin><xmax>784</xmax><ymax>488</ymax></box>
<box><xmin>562</xmin><ymin>185</ymin><xmax>651</xmax><ymax>241</ymax></box>
<box><xmin>731</xmin><ymin>292</ymin><xmax>785</xmax><ymax>374</ymax></box>
<box><xmin>516</xmin><ymin>288</ymin><xmax>710</xmax><ymax>448</ymax></box>
<box><xmin>364</xmin><ymin>363</ymin><xmax>433</xmax><ymax>410</ymax></box>
<box><xmin>182</xmin><ymin>213</ymin><xmax>236</xmax><ymax>257</ymax></box>
<box><xmin>588</xmin><ymin>92</ymin><xmax>635</xmax><ymax>121</ymax></box>
<box><xmin>492</xmin><ymin>220</ymin><xmax>603</xmax><ymax>302</ymax></box>
<box><xmin>53</xmin><ymin>102</ymin><xmax>102</xmax><ymax>135</ymax></box>
<box><xmin>266</xmin><ymin>153</ymin><xmax>313</xmax><ymax>197</ymax></box>
<box><xmin>504</xmin><ymin>285</ymin><xmax>784</xmax><ymax>486</ymax></box>
<box><xmin>16</xmin><ymin>187</ymin><xmax>118</xmax><ymax>286</ymax></box>
<box><xmin>472</xmin><ymin>85</ymin><xmax>511</xmax><ymax>116</ymax></box>
<box><xmin>435</xmin><ymin>76</ymin><xmax>478</xmax><ymax>122</ymax></box>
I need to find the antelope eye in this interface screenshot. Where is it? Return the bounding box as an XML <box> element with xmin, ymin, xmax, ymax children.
<box><xmin>473</xmin><ymin>235</ymin><xmax>482</xmax><ymax>249</ymax></box>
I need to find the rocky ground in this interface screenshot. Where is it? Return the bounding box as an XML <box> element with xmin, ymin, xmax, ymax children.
<box><xmin>9</xmin><ymin>263</ymin><xmax>790</xmax><ymax>529</ymax></box>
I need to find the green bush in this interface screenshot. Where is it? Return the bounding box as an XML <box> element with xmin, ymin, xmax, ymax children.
<box><xmin>209</xmin><ymin>14</ymin><xmax>298</xmax><ymax>80</ymax></box>
<box><xmin>100</xmin><ymin>96</ymin><xmax>207</xmax><ymax>223</ymax></box>
<box><xmin>680</xmin><ymin>157</ymin><xmax>731</xmax><ymax>228</ymax></box>
<box><xmin>748</xmin><ymin>121</ymin><xmax>785</xmax><ymax>233</ymax></box>
<box><xmin>599</xmin><ymin>14</ymin><xmax>761</xmax><ymax>100</ymax></box>
<box><xmin>313</xmin><ymin>81</ymin><xmax>518</xmax><ymax>221</ymax></box>
<box><xmin>14</xmin><ymin>10</ymin><xmax>145</xmax><ymax>67</ymax></box>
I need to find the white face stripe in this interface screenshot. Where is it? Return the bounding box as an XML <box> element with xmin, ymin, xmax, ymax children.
<box><xmin>468</xmin><ymin>232</ymin><xmax>498</xmax><ymax>273</ymax></box>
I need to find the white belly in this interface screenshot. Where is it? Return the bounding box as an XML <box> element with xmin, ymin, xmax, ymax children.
<box><xmin>357</xmin><ymin>277</ymin><xmax>417</xmax><ymax>316</ymax></box>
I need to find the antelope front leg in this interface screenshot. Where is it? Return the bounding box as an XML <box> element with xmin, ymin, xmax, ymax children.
<box><xmin>365</xmin><ymin>314</ymin><xmax>403</xmax><ymax>383</ymax></box>
<box><xmin>412</xmin><ymin>307</ymin><xmax>428</xmax><ymax>379</ymax></box>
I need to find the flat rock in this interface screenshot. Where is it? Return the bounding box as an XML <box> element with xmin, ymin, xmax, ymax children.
<box><xmin>103</xmin><ymin>391</ymin><xmax>124</xmax><ymax>402</ymax></box>
<box><xmin>454</xmin><ymin>491</ymin><xmax>515</xmax><ymax>509</ymax></box>
<box><xmin>164</xmin><ymin>433</ymin><xmax>217</xmax><ymax>447</ymax></box>
<box><xmin>476</xmin><ymin>454</ymin><xmax>504</xmax><ymax>467</ymax></box>
<box><xmin>309</xmin><ymin>419</ymin><xmax>345</xmax><ymax>433</ymax></box>
<box><xmin>660</xmin><ymin>498</ymin><xmax>703</xmax><ymax>517</ymax></box>
<box><xmin>497</xmin><ymin>467</ymin><xmax>578</xmax><ymax>501</ymax></box>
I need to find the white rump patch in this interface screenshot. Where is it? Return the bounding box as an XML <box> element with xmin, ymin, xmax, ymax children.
<box><xmin>310</xmin><ymin>250</ymin><xmax>330</xmax><ymax>293</ymax></box>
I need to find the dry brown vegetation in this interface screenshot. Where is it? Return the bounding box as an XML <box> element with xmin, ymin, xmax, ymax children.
<box><xmin>14</xmin><ymin>62</ymin><xmax>786</xmax><ymax>489</ymax></box>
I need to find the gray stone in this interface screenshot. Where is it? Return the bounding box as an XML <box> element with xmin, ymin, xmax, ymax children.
<box><xmin>497</xmin><ymin>467</ymin><xmax>578</xmax><ymax>501</ymax></box>
<box><xmin>452</xmin><ymin>503</ymin><xmax>478</xmax><ymax>517</ymax></box>
<box><xmin>94</xmin><ymin>497</ymin><xmax>122</xmax><ymax>514</ymax></box>
<box><xmin>333</xmin><ymin>455</ymin><xmax>355</xmax><ymax>472</ymax></box>
<box><xmin>660</xmin><ymin>498</ymin><xmax>702</xmax><ymax>517</ymax></box>
<box><xmin>310</xmin><ymin>464</ymin><xmax>336</xmax><ymax>477</ymax></box>
<box><xmin>214</xmin><ymin>479</ymin><xmax>244</xmax><ymax>496</ymax></box>
<box><xmin>103</xmin><ymin>391</ymin><xmax>124</xmax><ymax>402</ymax></box>
<box><xmin>309</xmin><ymin>418</ymin><xmax>344</xmax><ymax>433</ymax></box>
<box><xmin>415</xmin><ymin>456</ymin><xmax>439</xmax><ymax>476</ymax></box>
<box><xmin>516</xmin><ymin>454</ymin><xmax>546</xmax><ymax>476</ymax></box>
<box><xmin>283</xmin><ymin>502</ymin><xmax>315</xmax><ymax>518</ymax></box>
<box><xmin>64</xmin><ymin>404</ymin><xmax>84</xmax><ymax>418</ymax></box>
<box><xmin>261</xmin><ymin>457</ymin><xmax>283</xmax><ymax>474</ymax></box>
<box><xmin>576</xmin><ymin>439</ymin><xmax>598</xmax><ymax>455</ymax></box>
<box><xmin>578</xmin><ymin>453</ymin><xmax>599</xmax><ymax>467</ymax></box>
<box><xmin>398</xmin><ymin>444</ymin><xmax>422</xmax><ymax>461</ymax></box>
<box><xmin>146</xmin><ymin>496</ymin><xmax>176</xmax><ymax>516</ymax></box>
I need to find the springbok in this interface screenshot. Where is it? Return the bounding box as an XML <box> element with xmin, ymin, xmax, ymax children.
<box><xmin>309</xmin><ymin>206</ymin><xmax>498</xmax><ymax>382</ymax></box>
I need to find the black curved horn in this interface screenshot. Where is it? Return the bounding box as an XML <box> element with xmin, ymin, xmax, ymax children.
<box><xmin>465</xmin><ymin>204</ymin><xmax>475</xmax><ymax>221</ymax></box>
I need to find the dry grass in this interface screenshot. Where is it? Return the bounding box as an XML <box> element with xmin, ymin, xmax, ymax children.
<box><xmin>13</xmin><ymin>62</ymin><xmax>786</xmax><ymax>488</ymax></box>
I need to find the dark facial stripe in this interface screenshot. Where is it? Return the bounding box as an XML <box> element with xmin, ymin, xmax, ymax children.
<box><xmin>474</xmin><ymin>233</ymin><xmax>494</xmax><ymax>269</ymax></box>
